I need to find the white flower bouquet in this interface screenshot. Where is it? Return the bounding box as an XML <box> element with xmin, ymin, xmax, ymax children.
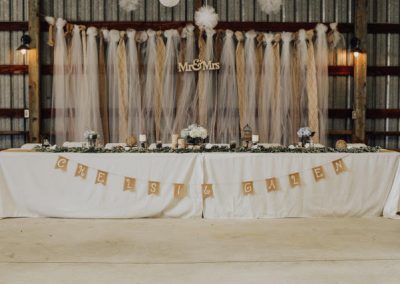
<box><xmin>181</xmin><ymin>124</ymin><xmax>208</xmax><ymax>144</ymax></box>
<box><xmin>297</xmin><ymin>127</ymin><xmax>315</xmax><ymax>147</ymax></box>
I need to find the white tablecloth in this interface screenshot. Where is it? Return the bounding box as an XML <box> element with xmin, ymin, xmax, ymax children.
<box><xmin>0</xmin><ymin>151</ymin><xmax>399</xmax><ymax>219</ymax></box>
<box><xmin>202</xmin><ymin>152</ymin><xmax>400</xmax><ymax>219</ymax></box>
<box><xmin>0</xmin><ymin>152</ymin><xmax>203</xmax><ymax>218</ymax></box>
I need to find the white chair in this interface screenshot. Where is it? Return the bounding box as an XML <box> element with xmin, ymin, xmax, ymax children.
<box><xmin>105</xmin><ymin>143</ymin><xmax>126</xmax><ymax>150</ymax></box>
<box><xmin>20</xmin><ymin>143</ymin><xmax>42</xmax><ymax>150</ymax></box>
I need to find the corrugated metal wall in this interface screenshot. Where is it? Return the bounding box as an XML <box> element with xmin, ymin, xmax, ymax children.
<box><xmin>0</xmin><ymin>0</ymin><xmax>399</xmax><ymax>148</ymax></box>
<box><xmin>0</xmin><ymin>0</ymin><xmax>29</xmax><ymax>149</ymax></box>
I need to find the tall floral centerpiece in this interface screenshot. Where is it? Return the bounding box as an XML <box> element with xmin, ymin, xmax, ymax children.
<box><xmin>180</xmin><ymin>124</ymin><xmax>208</xmax><ymax>146</ymax></box>
<box><xmin>84</xmin><ymin>130</ymin><xmax>98</xmax><ymax>148</ymax></box>
<box><xmin>297</xmin><ymin>127</ymin><xmax>315</xmax><ymax>147</ymax></box>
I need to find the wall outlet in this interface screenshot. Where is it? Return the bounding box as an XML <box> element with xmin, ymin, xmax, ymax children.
<box><xmin>352</xmin><ymin>110</ymin><xmax>358</xmax><ymax>119</ymax></box>
<box><xmin>24</xmin><ymin>109</ymin><xmax>29</xmax><ymax>118</ymax></box>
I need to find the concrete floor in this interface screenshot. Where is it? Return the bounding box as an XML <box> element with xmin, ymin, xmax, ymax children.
<box><xmin>0</xmin><ymin>218</ymin><xmax>399</xmax><ymax>284</ymax></box>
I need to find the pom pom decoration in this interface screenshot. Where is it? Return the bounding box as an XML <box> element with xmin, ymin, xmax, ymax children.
<box><xmin>257</xmin><ymin>0</ymin><xmax>282</xmax><ymax>15</ymax></box>
<box><xmin>195</xmin><ymin>5</ymin><xmax>219</xmax><ymax>30</ymax></box>
<box><xmin>159</xmin><ymin>0</ymin><xmax>180</xmax><ymax>7</ymax></box>
<box><xmin>119</xmin><ymin>0</ymin><xmax>140</xmax><ymax>12</ymax></box>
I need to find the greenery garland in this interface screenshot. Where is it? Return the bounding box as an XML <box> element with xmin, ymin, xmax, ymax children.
<box><xmin>34</xmin><ymin>145</ymin><xmax>382</xmax><ymax>154</ymax></box>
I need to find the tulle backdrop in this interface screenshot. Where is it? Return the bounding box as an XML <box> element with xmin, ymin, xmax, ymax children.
<box><xmin>49</xmin><ymin>18</ymin><xmax>343</xmax><ymax>146</ymax></box>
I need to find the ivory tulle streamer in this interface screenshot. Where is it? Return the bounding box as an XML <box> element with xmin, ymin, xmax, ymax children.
<box><xmin>306</xmin><ymin>30</ymin><xmax>319</xmax><ymax>143</ymax></box>
<box><xmin>155</xmin><ymin>31</ymin><xmax>165</xmax><ymax>141</ymax></box>
<box><xmin>205</xmin><ymin>29</ymin><xmax>217</xmax><ymax>142</ymax></box>
<box><xmin>126</xmin><ymin>30</ymin><xmax>142</xmax><ymax>138</ymax></box>
<box><xmin>271</xmin><ymin>34</ymin><xmax>281</xmax><ymax>143</ymax></box>
<box><xmin>315</xmin><ymin>24</ymin><xmax>329</xmax><ymax>145</ymax></box>
<box><xmin>328</xmin><ymin>23</ymin><xmax>345</xmax><ymax>49</ymax></box>
<box><xmin>197</xmin><ymin>31</ymin><xmax>206</xmax><ymax>128</ymax></box>
<box><xmin>142</xmin><ymin>30</ymin><xmax>158</xmax><ymax>142</ymax></box>
<box><xmin>259</xmin><ymin>33</ymin><xmax>274</xmax><ymax>142</ymax></box>
<box><xmin>117</xmin><ymin>31</ymin><xmax>129</xmax><ymax>142</ymax></box>
<box><xmin>99</xmin><ymin>31</ymin><xmax>109</xmax><ymax>143</ymax></box>
<box><xmin>105</xmin><ymin>30</ymin><xmax>120</xmax><ymax>142</ymax></box>
<box><xmin>215</xmin><ymin>30</ymin><xmax>239</xmax><ymax>143</ymax></box>
<box><xmin>161</xmin><ymin>29</ymin><xmax>180</xmax><ymax>142</ymax></box>
<box><xmin>280</xmin><ymin>32</ymin><xmax>293</xmax><ymax>146</ymax></box>
<box><xmin>244</xmin><ymin>30</ymin><xmax>258</xmax><ymax>132</ymax></box>
<box><xmin>235</xmin><ymin>31</ymin><xmax>246</xmax><ymax>131</ymax></box>
<box><xmin>291</xmin><ymin>35</ymin><xmax>300</xmax><ymax>142</ymax></box>
<box><xmin>297</xmin><ymin>29</ymin><xmax>309</xmax><ymax>128</ymax></box>
<box><xmin>51</xmin><ymin>18</ymin><xmax>69</xmax><ymax>145</ymax></box>
<box><xmin>68</xmin><ymin>25</ymin><xmax>83</xmax><ymax>141</ymax></box>
<box><xmin>45</xmin><ymin>16</ymin><xmax>55</xmax><ymax>46</ymax></box>
<box><xmin>84</xmin><ymin>27</ymin><xmax>103</xmax><ymax>141</ymax></box>
<box><xmin>174</xmin><ymin>25</ymin><xmax>197</xmax><ymax>133</ymax></box>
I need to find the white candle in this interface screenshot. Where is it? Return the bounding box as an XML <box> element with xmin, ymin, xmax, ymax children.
<box><xmin>178</xmin><ymin>138</ymin><xmax>186</xmax><ymax>149</ymax></box>
<box><xmin>171</xmin><ymin>134</ymin><xmax>179</xmax><ymax>143</ymax></box>
<box><xmin>139</xmin><ymin>134</ymin><xmax>147</xmax><ymax>142</ymax></box>
<box><xmin>252</xmin><ymin>135</ymin><xmax>259</xmax><ymax>143</ymax></box>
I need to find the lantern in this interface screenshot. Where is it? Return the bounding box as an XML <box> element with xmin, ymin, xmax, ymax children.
<box><xmin>242</xmin><ymin>124</ymin><xmax>252</xmax><ymax>148</ymax></box>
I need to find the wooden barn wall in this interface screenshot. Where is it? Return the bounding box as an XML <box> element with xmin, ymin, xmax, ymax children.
<box><xmin>0</xmin><ymin>0</ymin><xmax>399</xmax><ymax>148</ymax></box>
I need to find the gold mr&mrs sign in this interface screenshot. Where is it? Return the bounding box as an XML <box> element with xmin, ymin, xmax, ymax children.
<box><xmin>54</xmin><ymin>156</ymin><xmax>214</xmax><ymax>199</ymax></box>
<box><xmin>55</xmin><ymin>156</ymin><xmax>346</xmax><ymax>198</ymax></box>
<box><xmin>241</xmin><ymin>159</ymin><xmax>346</xmax><ymax>195</ymax></box>
<box><xmin>178</xmin><ymin>59</ymin><xmax>220</xmax><ymax>73</ymax></box>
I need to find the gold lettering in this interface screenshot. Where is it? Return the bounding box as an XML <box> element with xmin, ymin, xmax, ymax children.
<box><xmin>124</xmin><ymin>177</ymin><xmax>136</xmax><ymax>192</ymax></box>
<box><xmin>75</xmin><ymin>164</ymin><xmax>88</xmax><ymax>179</ymax></box>
<box><xmin>95</xmin><ymin>170</ymin><xmax>108</xmax><ymax>185</ymax></box>
<box><xmin>55</xmin><ymin>156</ymin><xmax>69</xmax><ymax>171</ymax></box>
<box><xmin>289</xmin><ymin>173</ymin><xmax>301</xmax><ymax>188</ymax></box>
<box><xmin>174</xmin><ymin>183</ymin><xmax>187</xmax><ymax>199</ymax></box>
<box><xmin>148</xmin><ymin>181</ymin><xmax>160</xmax><ymax>196</ymax></box>
<box><xmin>312</xmin><ymin>166</ymin><xmax>325</xmax><ymax>181</ymax></box>
<box><xmin>202</xmin><ymin>184</ymin><xmax>214</xmax><ymax>199</ymax></box>
<box><xmin>266</xmin><ymin>178</ymin><xmax>278</xmax><ymax>192</ymax></box>
<box><xmin>242</xmin><ymin>181</ymin><xmax>254</xmax><ymax>195</ymax></box>
<box><xmin>332</xmin><ymin>159</ymin><xmax>346</xmax><ymax>175</ymax></box>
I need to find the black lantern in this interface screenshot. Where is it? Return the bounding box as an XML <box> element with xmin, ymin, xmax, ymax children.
<box><xmin>350</xmin><ymin>37</ymin><xmax>362</xmax><ymax>58</ymax></box>
<box><xmin>16</xmin><ymin>34</ymin><xmax>32</xmax><ymax>55</ymax></box>
<box><xmin>242</xmin><ymin>124</ymin><xmax>252</xmax><ymax>148</ymax></box>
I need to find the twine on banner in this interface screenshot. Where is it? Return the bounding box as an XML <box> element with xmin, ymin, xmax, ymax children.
<box><xmin>54</xmin><ymin>154</ymin><xmax>349</xmax><ymax>200</ymax></box>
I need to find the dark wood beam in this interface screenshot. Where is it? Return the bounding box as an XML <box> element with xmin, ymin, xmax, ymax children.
<box><xmin>28</xmin><ymin>0</ymin><xmax>41</xmax><ymax>143</ymax></box>
<box><xmin>0</xmin><ymin>21</ymin><xmax>28</xmax><ymax>31</ymax></box>
<box><xmin>353</xmin><ymin>0</ymin><xmax>368</xmax><ymax>143</ymax></box>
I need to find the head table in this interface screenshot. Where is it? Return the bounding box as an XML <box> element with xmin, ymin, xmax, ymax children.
<box><xmin>0</xmin><ymin>150</ymin><xmax>399</xmax><ymax>219</ymax></box>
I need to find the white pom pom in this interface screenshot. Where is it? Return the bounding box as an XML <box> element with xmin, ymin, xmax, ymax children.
<box><xmin>45</xmin><ymin>16</ymin><xmax>55</xmax><ymax>25</ymax></box>
<box><xmin>257</xmin><ymin>0</ymin><xmax>282</xmax><ymax>15</ymax></box>
<box><xmin>195</xmin><ymin>5</ymin><xmax>219</xmax><ymax>30</ymax></box>
<box><xmin>119</xmin><ymin>0</ymin><xmax>140</xmax><ymax>12</ymax></box>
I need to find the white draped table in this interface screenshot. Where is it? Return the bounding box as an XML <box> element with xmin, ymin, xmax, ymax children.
<box><xmin>0</xmin><ymin>151</ymin><xmax>399</xmax><ymax>219</ymax></box>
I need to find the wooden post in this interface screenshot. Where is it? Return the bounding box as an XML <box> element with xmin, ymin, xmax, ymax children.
<box><xmin>28</xmin><ymin>0</ymin><xmax>41</xmax><ymax>143</ymax></box>
<box><xmin>194</xmin><ymin>0</ymin><xmax>203</xmax><ymax>10</ymax></box>
<box><xmin>352</xmin><ymin>0</ymin><xmax>368</xmax><ymax>143</ymax></box>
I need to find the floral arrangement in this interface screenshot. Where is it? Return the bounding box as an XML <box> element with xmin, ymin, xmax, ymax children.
<box><xmin>84</xmin><ymin>130</ymin><xmax>98</xmax><ymax>140</ymax></box>
<box><xmin>297</xmin><ymin>127</ymin><xmax>314</xmax><ymax>138</ymax></box>
<box><xmin>180</xmin><ymin>124</ymin><xmax>208</xmax><ymax>140</ymax></box>
<box><xmin>35</xmin><ymin>145</ymin><xmax>381</xmax><ymax>154</ymax></box>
